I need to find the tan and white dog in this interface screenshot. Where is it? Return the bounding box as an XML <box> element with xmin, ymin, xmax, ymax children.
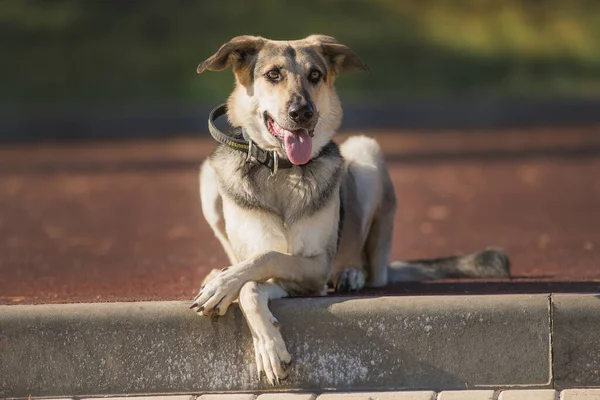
<box><xmin>191</xmin><ymin>35</ymin><xmax>510</xmax><ymax>385</ymax></box>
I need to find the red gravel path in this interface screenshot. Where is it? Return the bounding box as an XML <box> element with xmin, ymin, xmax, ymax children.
<box><xmin>1</xmin><ymin>126</ymin><xmax>599</xmax><ymax>305</ymax></box>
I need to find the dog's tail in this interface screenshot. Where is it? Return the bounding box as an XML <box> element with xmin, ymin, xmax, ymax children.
<box><xmin>387</xmin><ymin>247</ymin><xmax>510</xmax><ymax>283</ymax></box>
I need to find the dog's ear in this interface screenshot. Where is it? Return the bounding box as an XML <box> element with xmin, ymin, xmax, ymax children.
<box><xmin>197</xmin><ymin>36</ymin><xmax>264</xmax><ymax>74</ymax></box>
<box><xmin>307</xmin><ymin>34</ymin><xmax>370</xmax><ymax>75</ymax></box>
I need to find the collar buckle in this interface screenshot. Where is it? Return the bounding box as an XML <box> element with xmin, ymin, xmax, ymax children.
<box><xmin>271</xmin><ymin>151</ymin><xmax>279</xmax><ymax>176</ymax></box>
<box><xmin>246</xmin><ymin>139</ymin><xmax>254</xmax><ymax>162</ymax></box>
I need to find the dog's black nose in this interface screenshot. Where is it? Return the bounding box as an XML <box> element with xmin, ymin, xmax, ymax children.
<box><xmin>288</xmin><ymin>103</ymin><xmax>314</xmax><ymax>124</ymax></box>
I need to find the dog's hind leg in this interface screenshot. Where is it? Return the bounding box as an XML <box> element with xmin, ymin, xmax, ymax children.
<box><xmin>199</xmin><ymin>160</ymin><xmax>238</xmax><ymax>265</ymax></box>
<box><xmin>364</xmin><ymin>165</ymin><xmax>397</xmax><ymax>287</ymax></box>
<box><xmin>238</xmin><ymin>281</ymin><xmax>292</xmax><ymax>385</ymax></box>
<box><xmin>332</xmin><ymin>174</ymin><xmax>369</xmax><ymax>291</ymax></box>
<box><xmin>333</xmin><ymin>135</ymin><xmax>389</xmax><ymax>291</ymax></box>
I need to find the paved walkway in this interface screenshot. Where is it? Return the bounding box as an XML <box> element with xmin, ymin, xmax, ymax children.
<box><xmin>1</xmin><ymin>127</ymin><xmax>599</xmax><ymax>304</ymax></box>
<box><xmin>17</xmin><ymin>389</ymin><xmax>600</xmax><ymax>399</ymax></box>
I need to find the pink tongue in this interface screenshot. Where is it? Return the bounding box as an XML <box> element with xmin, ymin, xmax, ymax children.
<box><xmin>283</xmin><ymin>129</ymin><xmax>312</xmax><ymax>165</ymax></box>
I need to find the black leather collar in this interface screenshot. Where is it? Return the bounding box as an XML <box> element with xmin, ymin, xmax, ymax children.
<box><xmin>208</xmin><ymin>104</ymin><xmax>294</xmax><ymax>174</ymax></box>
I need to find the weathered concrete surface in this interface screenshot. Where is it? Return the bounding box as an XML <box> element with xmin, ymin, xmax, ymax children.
<box><xmin>552</xmin><ymin>295</ymin><xmax>600</xmax><ymax>389</ymax></box>
<box><xmin>0</xmin><ymin>295</ymin><xmax>550</xmax><ymax>397</ymax></box>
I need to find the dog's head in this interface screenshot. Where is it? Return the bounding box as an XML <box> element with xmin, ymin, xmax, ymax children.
<box><xmin>198</xmin><ymin>35</ymin><xmax>369</xmax><ymax>165</ymax></box>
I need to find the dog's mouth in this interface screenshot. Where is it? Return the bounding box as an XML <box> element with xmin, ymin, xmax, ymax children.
<box><xmin>263</xmin><ymin>112</ymin><xmax>314</xmax><ymax>165</ymax></box>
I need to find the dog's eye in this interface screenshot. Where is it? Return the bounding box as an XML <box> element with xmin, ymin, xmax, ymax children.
<box><xmin>309</xmin><ymin>70</ymin><xmax>322</xmax><ymax>83</ymax></box>
<box><xmin>265</xmin><ymin>69</ymin><xmax>281</xmax><ymax>81</ymax></box>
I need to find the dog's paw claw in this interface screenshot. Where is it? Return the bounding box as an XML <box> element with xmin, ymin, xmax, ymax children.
<box><xmin>191</xmin><ymin>268</ymin><xmax>241</xmax><ymax>316</ymax></box>
<box><xmin>253</xmin><ymin>335</ymin><xmax>291</xmax><ymax>385</ymax></box>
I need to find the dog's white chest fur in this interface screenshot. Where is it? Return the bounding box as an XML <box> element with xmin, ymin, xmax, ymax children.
<box><xmin>222</xmin><ymin>193</ymin><xmax>340</xmax><ymax>261</ymax></box>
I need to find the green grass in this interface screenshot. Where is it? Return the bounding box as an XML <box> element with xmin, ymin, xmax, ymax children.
<box><xmin>1</xmin><ymin>0</ymin><xmax>599</xmax><ymax>109</ymax></box>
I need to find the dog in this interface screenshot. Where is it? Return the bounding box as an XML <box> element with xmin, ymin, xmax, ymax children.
<box><xmin>191</xmin><ymin>35</ymin><xmax>510</xmax><ymax>385</ymax></box>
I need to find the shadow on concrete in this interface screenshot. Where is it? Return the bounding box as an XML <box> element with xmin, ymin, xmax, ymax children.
<box><xmin>335</xmin><ymin>281</ymin><xmax>600</xmax><ymax>297</ymax></box>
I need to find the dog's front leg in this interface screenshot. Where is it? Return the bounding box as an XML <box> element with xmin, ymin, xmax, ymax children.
<box><xmin>191</xmin><ymin>251</ymin><xmax>329</xmax><ymax>317</ymax></box>
<box><xmin>238</xmin><ymin>280</ymin><xmax>291</xmax><ymax>385</ymax></box>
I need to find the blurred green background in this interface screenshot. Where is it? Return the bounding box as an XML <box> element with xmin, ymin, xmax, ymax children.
<box><xmin>2</xmin><ymin>0</ymin><xmax>600</xmax><ymax>112</ymax></box>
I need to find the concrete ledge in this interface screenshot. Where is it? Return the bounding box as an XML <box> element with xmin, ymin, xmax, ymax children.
<box><xmin>553</xmin><ymin>294</ymin><xmax>600</xmax><ymax>389</ymax></box>
<box><xmin>0</xmin><ymin>295</ymin><xmax>552</xmax><ymax>397</ymax></box>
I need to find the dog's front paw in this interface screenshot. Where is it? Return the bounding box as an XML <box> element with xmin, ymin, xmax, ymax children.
<box><xmin>190</xmin><ymin>268</ymin><xmax>242</xmax><ymax>317</ymax></box>
<box><xmin>253</xmin><ymin>332</ymin><xmax>292</xmax><ymax>385</ymax></box>
<box><xmin>333</xmin><ymin>268</ymin><xmax>365</xmax><ymax>292</ymax></box>
<box><xmin>200</xmin><ymin>268</ymin><xmax>221</xmax><ymax>287</ymax></box>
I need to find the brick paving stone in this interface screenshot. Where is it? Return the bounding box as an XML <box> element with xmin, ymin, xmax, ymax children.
<box><xmin>560</xmin><ymin>390</ymin><xmax>600</xmax><ymax>399</ymax></box>
<box><xmin>499</xmin><ymin>389</ymin><xmax>558</xmax><ymax>400</ymax></box>
<box><xmin>84</xmin><ymin>397</ymin><xmax>194</xmax><ymax>400</ymax></box>
<box><xmin>316</xmin><ymin>391</ymin><xmax>437</xmax><ymax>399</ymax></box>
<box><xmin>257</xmin><ymin>394</ymin><xmax>317</xmax><ymax>400</ymax></box>
<box><xmin>438</xmin><ymin>390</ymin><xmax>496</xmax><ymax>400</ymax></box>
